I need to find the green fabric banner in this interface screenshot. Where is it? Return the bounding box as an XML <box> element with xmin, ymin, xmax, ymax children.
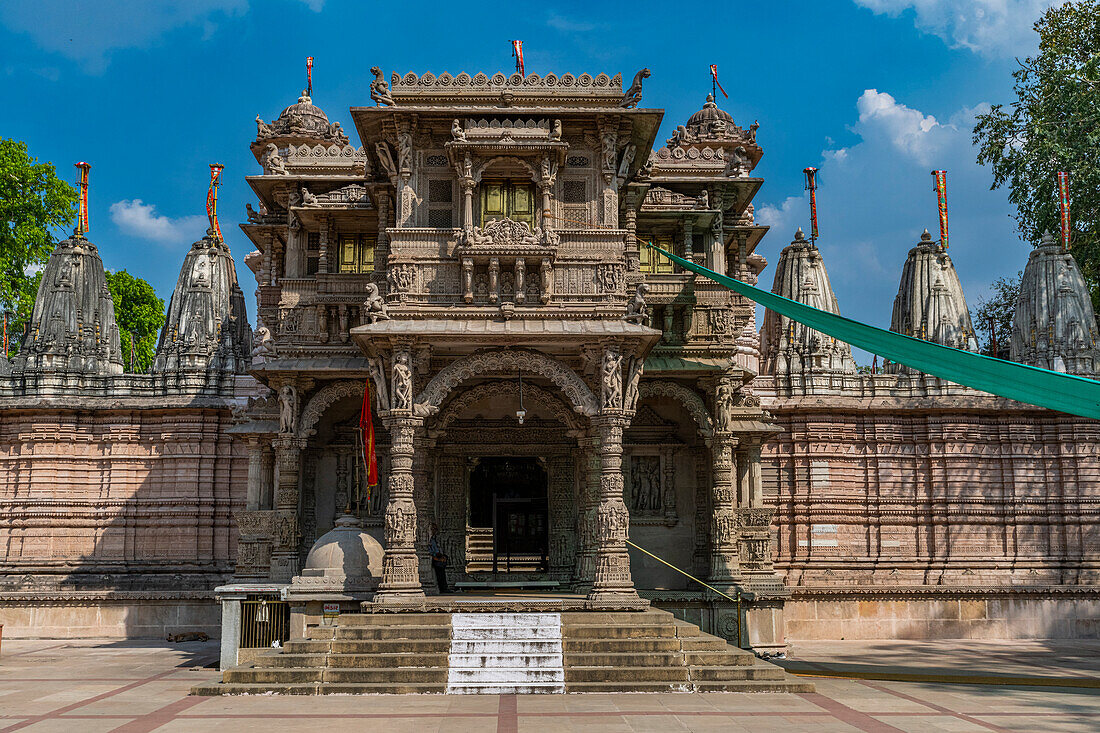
<box><xmin>648</xmin><ymin>244</ymin><xmax>1100</xmax><ymax>420</ymax></box>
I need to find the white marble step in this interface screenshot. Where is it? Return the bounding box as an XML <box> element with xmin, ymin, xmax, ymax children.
<box><xmin>447</xmin><ymin>612</ymin><xmax>565</xmax><ymax>694</ymax></box>
<box><xmin>449</xmin><ymin>653</ymin><xmax>563</xmax><ymax>668</ymax></box>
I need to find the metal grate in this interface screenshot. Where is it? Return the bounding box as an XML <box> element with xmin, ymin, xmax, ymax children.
<box><xmin>428</xmin><ymin>179</ymin><xmax>453</xmax><ymax>202</ymax></box>
<box><xmin>428</xmin><ymin>208</ymin><xmax>454</xmax><ymax>228</ymax></box>
<box><xmin>240</xmin><ymin>596</ymin><xmax>290</xmax><ymax>649</ymax></box>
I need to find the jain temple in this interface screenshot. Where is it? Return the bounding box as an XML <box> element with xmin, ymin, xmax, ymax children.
<box><xmin>0</xmin><ymin>68</ymin><xmax>1097</xmax><ymax>693</ymax></box>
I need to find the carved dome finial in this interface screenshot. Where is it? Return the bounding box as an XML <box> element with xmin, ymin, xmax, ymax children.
<box><xmin>920</xmin><ymin>228</ymin><xmax>933</xmax><ymax>243</ymax></box>
<box><xmin>794</xmin><ymin>227</ymin><xmax>805</xmax><ymax>241</ymax></box>
<box><xmin>1041</xmin><ymin>229</ymin><xmax>1057</xmax><ymax>246</ymax></box>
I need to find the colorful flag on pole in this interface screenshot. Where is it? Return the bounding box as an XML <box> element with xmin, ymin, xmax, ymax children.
<box><xmin>75</xmin><ymin>162</ymin><xmax>90</xmax><ymax>235</ymax></box>
<box><xmin>360</xmin><ymin>381</ymin><xmax>379</xmax><ymax>501</ymax></box>
<box><xmin>804</xmin><ymin>167</ymin><xmax>819</xmax><ymax>240</ymax></box>
<box><xmin>306</xmin><ymin>56</ymin><xmax>314</xmax><ymax>97</ymax></box>
<box><xmin>931</xmin><ymin>170</ymin><xmax>949</xmax><ymax>249</ymax></box>
<box><xmin>709</xmin><ymin>64</ymin><xmax>728</xmax><ymax>98</ymax></box>
<box><xmin>511</xmin><ymin>40</ymin><xmax>524</xmax><ymax>76</ymax></box>
<box><xmin>1057</xmin><ymin>171</ymin><xmax>1071</xmax><ymax>250</ymax></box>
<box><xmin>207</xmin><ymin>164</ymin><xmax>225</xmax><ymax>242</ymax></box>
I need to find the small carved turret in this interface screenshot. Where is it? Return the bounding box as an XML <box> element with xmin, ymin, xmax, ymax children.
<box><xmin>760</xmin><ymin>228</ymin><xmax>855</xmax><ymax>375</ymax></box>
<box><xmin>10</xmin><ymin>233</ymin><xmax>124</xmax><ymax>376</ymax></box>
<box><xmin>1011</xmin><ymin>231</ymin><xmax>1099</xmax><ymax>374</ymax></box>
<box><xmin>152</xmin><ymin>228</ymin><xmax>252</xmax><ymax>375</ymax></box>
<box><xmin>887</xmin><ymin>229</ymin><xmax>977</xmax><ymax>373</ymax></box>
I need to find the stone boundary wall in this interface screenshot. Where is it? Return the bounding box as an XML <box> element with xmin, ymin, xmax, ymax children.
<box><xmin>0</xmin><ymin>593</ymin><xmax>220</xmax><ymax>639</ymax></box>
<box><xmin>761</xmin><ymin>404</ymin><xmax>1100</xmax><ymax>589</ymax></box>
<box><xmin>784</xmin><ymin>588</ymin><xmax>1100</xmax><ymax>640</ymax></box>
<box><xmin>0</xmin><ymin>406</ymin><xmax>246</xmax><ymax>639</ymax></box>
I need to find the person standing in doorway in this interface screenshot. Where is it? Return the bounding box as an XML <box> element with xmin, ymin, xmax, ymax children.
<box><xmin>428</xmin><ymin>524</ymin><xmax>449</xmax><ymax>594</ymax></box>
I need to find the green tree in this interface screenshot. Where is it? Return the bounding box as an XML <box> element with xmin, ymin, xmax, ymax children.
<box><xmin>973</xmin><ymin>1</ymin><xmax>1100</xmax><ymax>308</ymax></box>
<box><xmin>1</xmin><ymin>139</ymin><xmax>77</xmax><ymax>356</ymax></box>
<box><xmin>106</xmin><ymin>270</ymin><xmax>165</xmax><ymax>372</ymax></box>
<box><xmin>971</xmin><ymin>272</ymin><xmax>1022</xmax><ymax>359</ymax></box>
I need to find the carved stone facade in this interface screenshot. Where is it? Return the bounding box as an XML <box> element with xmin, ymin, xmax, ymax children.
<box><xmin>2</xmin><ymin>69</ymin><xmax>1097</xmax><ymax>645</ymax></box>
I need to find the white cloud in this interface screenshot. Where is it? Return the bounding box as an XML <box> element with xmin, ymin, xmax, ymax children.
<box><xmin>109</xmin><ymin>200</ymin><xmax>206</xmax><ymax>246</ymax></box>
<box><xmin>756</xmin><ymin>194</ymin><xmax>808</xmax><ymax>243</ymax></box>
<box><xmin>0</xmin><ymin>0</ymin><xmax>249</xmax><ymax>73</ymax></box>
<box><xmin>853</xmin><ymin>0</ymin><xmax>1063</xmax><ymax>57</ymax></box>
<box><xmin>853</xmin><ymin>89</ymin><xmax>964</xmax><ymax>166</ymax></box>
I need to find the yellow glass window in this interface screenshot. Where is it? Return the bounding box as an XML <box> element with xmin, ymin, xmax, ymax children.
<box><xmin>641</xmin><ymin>236</ymin><xmax>675</xmax><ymax>274</ymax></box>
<box><xmin>338</xmin><ymin>235</ymin><xmax>376</xmax><ymax>273</ymax></box>
<box><xmin>480</xmin><ymin>180</ymin><xmax>536</xmax><ymax>226</ymax></box>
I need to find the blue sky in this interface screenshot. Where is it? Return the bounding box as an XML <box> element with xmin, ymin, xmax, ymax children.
<box><xmin>0</xmin><ymin>0</ymin><xmax>1057</xmax><ymax>359</ymax></box>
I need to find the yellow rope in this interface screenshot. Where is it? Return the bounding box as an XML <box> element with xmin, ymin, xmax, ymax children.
<box><xmin>625</xmin><ymin>539</ymin><xmax>741</xmax><ymax>604</ymax></box>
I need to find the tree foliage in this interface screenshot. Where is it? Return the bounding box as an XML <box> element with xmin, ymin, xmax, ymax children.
<box><xmin>971</xmin><ymin>272</ymin><xmax>1022</xmax><ymax>359</ymax></box>
<box><xmin>973</xmin><ymin>1</ymin><xmax>1100</xmax><ymax>308</ymax></box>
<box><xmin>1</xmin><ymin>139</ymin><xmax>76</xmax><ymax>352</ymax></box>
<box><xmin>105</xmin><ymin>270</ymin><xmax>165</xmax><ymax>373</ymax></box>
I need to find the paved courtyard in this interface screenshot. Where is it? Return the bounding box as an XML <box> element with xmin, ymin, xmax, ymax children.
<box><xmin>1</xmin><ymin>639</ymin><xmax>1099</xmax><ymax>732</ymax></box>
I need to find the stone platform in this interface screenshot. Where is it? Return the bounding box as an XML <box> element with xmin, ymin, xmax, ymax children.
<box><xmin>358</xmin><ymin>591</ymin><xmax>649</xmax><ymax>613</ymax></box>
<box><xmin>192</xmin><ymin>607</ymin><xmax>812</xmax><ymax>695</ymax></box>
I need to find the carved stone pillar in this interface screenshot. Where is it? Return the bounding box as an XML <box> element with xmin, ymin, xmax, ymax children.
<box><xmin>246</xmin><ymin>438</ymin><xmax>265</xmax><ymax>511</ymax></box>
<box><xmin>462</xmin><ymin>258</ymin><xmax>474</xmax><ymax>303</ymax></box>
<box><xmin>375</xmin><ymin>415</ymin><xmax>426</xmax><ymax>602</ymax></box>
<box><xmin>573</xmin><ymin>434</ymin><xmax>600</xmax><ymax>591</ymax></box>
<box><xmin>270</xmin><ymin>435</ymin><xmax>306</xmax><ymax>582</ymax></box>
<box><xmin>588</xmin><ymin>414</ymin><xmax>637</xmax><ymax>601</ymax></box>
<box><xmin>623</xmin><ymin>207</ymin><xmax>640</xmax><ymax>272</ymax></box>
<box><xmin>412</xmin><ymin>434</ymin><xmax>436</xmax><ymax>591</ymax></box>
<box><xmin>376</xmin><ymin>189</ymin><xmax>391</xmax><ymax>264</ymax></box>
<box><xmin>708</xmin><ymin>432</ymin><xmax>741</xmax><ymax>589</ymax></box>
<box><xmin>437</xmin><ymin>455</ymin><xmax>467</xmax><ymax>578</ymax></box>
<box><xmin>747</xmin><ymin>442</ymin><xmax>763</xmax><ymax>508</ymax></box>
<box><xmin>514</xmin><ymin>259</ymin><xmax>526</xmax><ymax>304</ymax></box>
<box><xmin>682</xmin><ymin>218</ymin><xmax>694</xmax><ymax>260</ymax></box>
<box><xmin>461</xmin><ymin>181</ymin><xmax>476</xmax><ymax>233</ymax></box>
<box><xmin>317</xmin><ymin>217</ymin><xmax>329</xmax><ymax>275</ymax></box>
<box><xmin>318</xmin><ymin>305</ymin><xmax>329</xmax><ymax>343</ymax></box>
<box><xmin>261</xmin><ymin>232</ymin><xmax>274</xmax><ymax>286</ymax></box>
<box><xmin>488</xmin><ymin>258</ymin><xmax>500</xmax><ymax>304</ymax></box>
<box><xmin>338</xmin><ymin>305</ymin><xmax>349</xmax><ymax>343</ymax></box>
<box><xmin>261</xmin><ymin>444</ymin><xmax>275</xmax><ymax>509</ymax></box>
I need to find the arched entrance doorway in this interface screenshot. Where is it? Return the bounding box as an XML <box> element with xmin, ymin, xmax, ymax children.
<box><xmin>469</xmin><ymin>457</ymin><xmax>549</xmax><ymax>573</ymax></box>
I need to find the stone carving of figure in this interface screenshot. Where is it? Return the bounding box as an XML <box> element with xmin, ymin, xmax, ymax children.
<box><xmin>620</xmin><ymin>68</ymin><xmax>650</xmax><ymax>109</ymax></box>
<box><xmin>375</xmin><ymin>143</ymin><xmax>397</xmax><ymax>181</ymax></box>
<box><xmin>549</xmin><ymin>118</ymin><xmax>562</xmax><ymax>142</ymax></box>
<box><xmin>327</xmin><ymin>121</ymin><xmax>347</xmax><ymax>143</ymax></box>
<box><xmin>601</xmin><ymin>129</ymin><xmax>617</xmax><ymax>173</ymax></box>
<box><xmin>251</xmin><ymin>321</ymin><xmax>275</xmax><ymax>359</ymax></box>
<box><xmin>748</xmin><ymin>120</ymin><xmax>759</xmax><ymax>143</ymax></box>
<box><xmin>255</xmin><ymin>115</ymin><xmax>273</xmax><ymax>139</ymax></box>
<box><xmin>726</xmin><ymin>145</ymin><xmax>749</xmax><ymax>177</ymax></box>
<box><xmin>279</xmin><ymin>384</ymin><xmax>297</xmax><ymax>434</ymax></box>
<box><xmin>391</xmin><ymin>352</ymin><xmax>413</xmax><ymax>410</ymax></box>
<box><xmin>623</xmin><ymin>283</ymin><xmax>650</xmax><ymax>325</ymax></box>
<box><xmin>617</xmin><ymin>143</ymin><xmax>637</xmax><ymax>181</ymax></box>
<box><xmin>715</xmin><ymin>380</ymin><xmax>734</xmax><ymax>433</ymax></box>
<box><xmin>264</xmin><ymin>143</ymin><xmax>287</xmax><ymax>175</ymax></box>
<box><xmin>388</xmin><ymin>264</ymin><xmax>413</xmax><ymax>293</ymax></box>
<box><xmin>246</xmin><ymin>203</ymin><xmax>263</xmax><ymax>223</ymax></box>
<box><xmin>624</xmin><ymin>356</ymin><xmax>643</xmax><ymax>411</ymax></box>
<box><xmin>367</xmin><ymin>356</ymin><xmax>389</xmax><ymax>409</ymax></box>
<box><xmin>696</xmin><ymin>190</ymin><xmax>710</xmax><ymax>209</ymax></box>
<box><xmin>602</xmin><ymin>349</ymin><xmax>623</xmax><ymax>409</ymax></box>
<box><xmin>451</xmin><ymin>119</ymin><xmax>465</xmax><ymax>141</ymax></box>
<box><xmin>370</xmin><ymin>66</ymin><xmax>395</xmax><ymax>107</ymax></box>
<box><xmin>539</xmin><ymin>259</ymin><xmax>553</xmax><ymax>303</ymax></box>
<box><xmin>461</xmin><ymin>152</ymin><xmax>474</xmax><ymax>180</ymax></box>
<box><xmin>300</xmin><ymin>186</ymin><xmax>318</xmax><ymax>206</ymax></box>
<box><xmin>362</xmin><ymin>283</ymin><xmax>389</xmax><ymax>323</ymax></box>
<box><xmin>396</xmin><ymin>131</ymin><xmax>413</xmax><ymax>172</ymax></box>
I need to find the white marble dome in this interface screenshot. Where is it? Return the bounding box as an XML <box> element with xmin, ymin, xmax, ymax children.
<box><xmin>304</xmin><ymin>515</ymin><xmax>384</xmax><ymax>580</ymax></box>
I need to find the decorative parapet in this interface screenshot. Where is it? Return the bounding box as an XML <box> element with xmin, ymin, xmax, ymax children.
<box><xmin>283</xmin><ymin>143</ymin><xmax>367</xmax><ymax>174</ymax></box>
<box><xmin>391</xmin><ymin>71</ymin><xmax>622</xmax><ymax>93</ymax></box>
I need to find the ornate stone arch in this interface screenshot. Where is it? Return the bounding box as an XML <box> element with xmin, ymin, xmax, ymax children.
<box><xmin>475</xmin><ymin>155</ymin><xmax>539</xmax><ymax>184</ymax></box>
<box><xmin>432</xmin><ymin>381</ymin><xmax>582</xmax><ymax>433</ymax></box>
<box><xmin>639</xmin><ymin>380</ymin><xmax>714</xmax><ymax>438</ymax></box>
<box><xmin>297</xmin><ymin>379</ymin><xmax>364</xmax><ymax>438</ymax></box>
<box><xmin>416</xmin><ymin>349</ymin><xmax>598</xmax><ymax>416</ymax></box>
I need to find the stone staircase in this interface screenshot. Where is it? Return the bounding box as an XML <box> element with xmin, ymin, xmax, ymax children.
<box><xmin>465</xmin><ymin>529</ymin><xmax>544</xmax><ymax>573</ymax></box>
<box><xmin>191</xmin><ymin>608</ymin><xmax>812</xmax><ymax>695</ymax></box>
